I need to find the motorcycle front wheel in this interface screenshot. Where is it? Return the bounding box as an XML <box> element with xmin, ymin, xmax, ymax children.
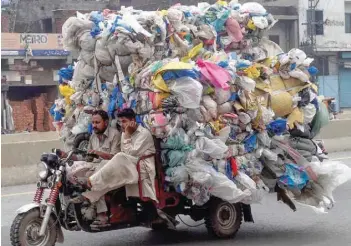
<box><xmin>10</xmin><ymin>208</ymin><xmax>57</xmax><ymax>246</ymax></box>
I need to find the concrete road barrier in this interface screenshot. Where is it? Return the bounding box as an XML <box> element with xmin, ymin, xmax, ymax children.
<box><xmin>2</xmin><ymin>119</ymin><xmax>351</xmax><ymax>187</ymax></box>
<box><xmin>1</xmin><ymin>131</ymin><xmax>61</xmax><ymax>144</ymax></box>
<box><xmin>321</xmin><ymin>137</ymin><xmax>351</xmax><ymax>153</ymax></box>
<box><xmin>1</xmin><ymin>139</ymin><xmax>63</xmax><ymax>168</ymax></box>
<box><xmin>1</xmin><ymin>132</ymin><xmax>63</xmax><ymax>186</ymax></box>
<box><xmin>317</xmin><ymin>119</ymin><xmax>351</xmax><ymax>139</ymax></box>
<box><xmin>316</xmin><ymin>119</ymin><xmax>351</xmax><ymax>153</ymax></box>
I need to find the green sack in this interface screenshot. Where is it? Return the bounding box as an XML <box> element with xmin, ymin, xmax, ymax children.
<box><xmin>311</xmin><ymin>98</ymin><xmax>329</xmax><ymax>138</ymax></box>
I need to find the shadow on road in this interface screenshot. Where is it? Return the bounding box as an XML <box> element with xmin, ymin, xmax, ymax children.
<box><xmin>89</xmin><ymin>224</ymin><xmax>330</xmax><ymax>246</ymax></box>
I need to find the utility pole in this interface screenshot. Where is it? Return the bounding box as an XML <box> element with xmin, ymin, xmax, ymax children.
<box><xmin>301</xmin><ymin>0</ymin><xmax>317</xmax><ymax>55</ymax></box>
<box><xmin>308</xmin><ymin>0</ymin><xmax>316</xmax><ymax>55</ymax></box>
<box><xmin>302</xmin><ymin>0</ymin><xmax>320</xmax><ymax>82</ymax></box>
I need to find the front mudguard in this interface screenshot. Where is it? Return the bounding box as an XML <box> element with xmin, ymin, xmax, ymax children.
<box><xmin>16</xmin><ymin>203</ymin><xmax>65</xmax><ymax>244</ymax></box>
<box><xmin>16</xmin><ymin>203</ymin><xmax>40</xmax><ymax>214</ymax></box>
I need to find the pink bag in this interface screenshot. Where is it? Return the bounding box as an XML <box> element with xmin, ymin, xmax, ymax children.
<box><xmin>197</xmin><ymin>59</ymin><xmax>231</xmax><ymax>90</ymax></box>
<box><xmin>226</xmin><ymin>17</ymin><xmax>243</xmax><ymax>43</ymax></box>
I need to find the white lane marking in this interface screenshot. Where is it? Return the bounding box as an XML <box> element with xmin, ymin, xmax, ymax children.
<box><xmin>329</xmin><ymin>156</ymin><xmax>351</xmax><ymax>161</ymax></box>
<box><xmin>1</xmin><ymin>191</ymin><xmax>35</xmax><ymax>197</ymax></box>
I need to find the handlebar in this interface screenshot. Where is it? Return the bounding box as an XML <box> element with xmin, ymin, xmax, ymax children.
<box><xmin>72</xmin><ymin>148</ymin><xmax>87</xmax><ymax>155</ymax></box>
<box><xmin>52</xmin><ymin>148</ymin><xmax>100</xmax><ymax>161</ymax></box>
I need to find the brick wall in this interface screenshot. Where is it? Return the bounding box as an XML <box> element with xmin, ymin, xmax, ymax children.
<box><xmin>53</xmin><ymin>18</ymin><xmax>64</xmax><ymax>34</ymax></box>
<box><xmin>14</xmin><ymin>0</ymin><xmax>109</xmax><ymax>32</ymax></box>
<box><xmin>53</xmin><ymin>10</ymin><xmax>91</xmax><ymax>33</ymax></box>
<box><xmin>9</xmin><ymin>92</ymin><xmax>56</xmax><ymax>132</ymax></box>
<box><xmin>1</xmin><ymin>14</ymin><xmax>10</xmax><ymax>32</ymax></box>
<box><xmin>9</xmin><ymin>100</ymin><xmax>35</xmax><ymax>132</ymax></box>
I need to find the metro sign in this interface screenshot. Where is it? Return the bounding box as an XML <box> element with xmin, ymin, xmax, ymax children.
<box><xmin>20</xmin><ymin>34</ymin><xmax>48</xmax><ymax>44</ymax></box>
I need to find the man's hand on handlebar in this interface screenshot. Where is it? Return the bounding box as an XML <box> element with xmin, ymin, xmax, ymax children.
<box><xmin>87</xmin><ymin>149</ymin><xmax>113</xmax><ymax>160</ymax></box>
<box><xmin>54</xmin><ymin>148</ymin><xmax>113</xmax><ymax>161</ymax></box>
<box><xmin>87</xmin><ymin>149</ymin><xmax>97</xmax><ymax>155</ymax></box>
<box><xmin>54</xmin><ymin>149</ymin><xmax>81</xmax><ymax>161</ymax></box>
<box><xmin>53</xmin><ymin>149</ymin><xmax>67</xmax><ymax>158</ymax></box>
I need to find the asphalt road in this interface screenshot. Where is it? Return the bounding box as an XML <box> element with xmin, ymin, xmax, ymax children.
<box><xmin>2</xmin><ymin>151</ymin><xmax>351</xmax><ymax>246</ymax></box>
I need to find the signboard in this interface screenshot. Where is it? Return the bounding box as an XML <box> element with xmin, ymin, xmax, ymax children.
<box><xmin>1</xmin><ymin>33</ymin><xmax>68</xmax><ymax>56</ymax></box>
<box><xmin>1</xmin><ymin>50</ymin><xmax>20</xmax><ymax>56</ymax></box>
<box><xmin>1</xmin><ymin>33</ymin><xmax>64</xmax><ymax>50</ymax></box>
<box><xmin>1</xmin><ymin>50</ymin><xmax>69</xmax><ymax>57</ymax></box>
<box><xmin>20</xmin><ymin>34</ymin><xmax>49</xmax><ymax>45</ymax></box>
<box><xmin>324</xmin><ymin>19</ymin><xmax>345</xmax><ymax>27</ymax></box>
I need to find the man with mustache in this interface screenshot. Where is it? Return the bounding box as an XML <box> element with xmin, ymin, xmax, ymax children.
<box><xmin>64</xmin><ymin>110</ymin><xmax>121</xmax><ymax>182</ymax></box>
<box><xmin>61</xmin><ymin>110</ymin><xmax>121</xmax><ymax>224</ymax></box>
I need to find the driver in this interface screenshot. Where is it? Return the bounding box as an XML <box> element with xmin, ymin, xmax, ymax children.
<box><xmin>62</xmin><ymin>110</ymin><xmax>121</xmax><ymax>185</ymax></box>
<box><xmin>60</xmin><ymin>110</ymin><xmax>121</xmax><ymax>217</ymax></box>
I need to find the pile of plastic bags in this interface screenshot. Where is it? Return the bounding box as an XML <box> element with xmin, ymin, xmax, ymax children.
<box><xmin>52</xmin><ymin>0</ymin><xmax>351</xmax><ymax>213</ymax></box>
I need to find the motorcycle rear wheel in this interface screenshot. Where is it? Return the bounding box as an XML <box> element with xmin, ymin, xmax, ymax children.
<box><xmin>10</xmin><ymin>209</ymin><xmax>57</xmax><ymax>246</ymax></box>
<box><xmin>205</xmin><ymin>199</ymin><xmax>242</xmax><ymax>239</ymax></box>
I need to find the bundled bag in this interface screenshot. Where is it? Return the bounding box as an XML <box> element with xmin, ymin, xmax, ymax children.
<box><xmin>311</xmin><ymin>97</ymin><xmax>329</xmax><ymax>138</ymax></box>
<box><xmin>169</xmin><ymin>77</ymin><xmax>203</xmax><ymax>109</ymax></box>
<box><xmin>195</xmin><ymin>137</ymin><xmax>228</xmax><ymax>159</ymax></box>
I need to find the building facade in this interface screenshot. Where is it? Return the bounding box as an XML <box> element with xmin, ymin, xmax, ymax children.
<box><xmin>299</xmin><ymin>0</ymin><xmax>351</xmax><ymax>110</ymax></box>
<box><xmin>241</xmin><ymin>0</ymin><xmax>299</xmax><ymax>52</ymax></box>
<box><xmin>1</xmin><ymin>33</ymin><xmax>71</xmax><ymax>132</ymax></box>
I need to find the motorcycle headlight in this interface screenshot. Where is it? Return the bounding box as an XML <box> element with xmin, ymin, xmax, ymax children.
<box><xmin>37</xmin><ymin>162</ymin><xmax>49</xmax><ymax>180</ymax></box>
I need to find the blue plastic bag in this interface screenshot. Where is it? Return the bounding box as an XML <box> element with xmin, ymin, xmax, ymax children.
<box><xmin>116</xmin><ymin>89</ymin><xmax>124</xmax><ymax>110</ymax></box>
<box><xmin>108</xmin><ymin>99</ymin><xmax>116</xmax><ymax>117</ymax></box>
<box><xmin>90</xmin><ymin>11</ymin><xmax>104</xmax><ymax>37</ymax></box>
<box><xmin>217</xmin><ymin>61</ymin><xmax>228</xmax><ymax>68</ymax></box>
<box><xmin>162</xmin><ymin>69</ymin><xmax>199</xmax><ymax>81</ymax></box>
<box><xmin>90</xmin><ymin>25</ymin><xmax>101</xmax><ymax>38</ymax></box>
<box><xmin>49</xmin><ymin>104</ymin><xmax>56</xmax><ymax>117</ymax></box>
<box><xmin>279</xmin><ymin>163</ymin><xmax>309</xmax><ymax>190</ymax></box>
<box><xmin>58</xmin><ymin>65</ymin><xmax>74</xmax><ymax>83</ymax></box>
<box><xmin>244</xmin><ymin>134</ymin><xmax>257</xmax><ymax>153</ymax></box>
<box><xmin>101</xmin><ymin>83</ymin><xmax>107</xmax><ymax>91</ymax></box>
<box><xmin>110</xmin><ymin>16</ymin><xmax>133</xmax><ymax>34</ymax></box>
<box><xmin>236</xmin><ymin>61</ymin><xmax>251</xmax><ymax>69</ymax></box>
<box><xmin>88</xmin><ymin>123</ymin><xmax>93</xmax><ymax>134</ymax></box>
<box><xmin>311</xmin><ymin>98</ymin><xmax>319</xmax><ymax>111</ymax></box>
<box><xmin>50</xmin><ymin>104</ymin><xmax>64</xmax><ymax>121</ymax></box>
<box><xmin>130</xmin><ymin>99</ymin><xmax>137</xmax><ymax>110</ymax></box>
<box><xmin>228</xmin><ymin>52</ymin><xmax>238</xmax><ymax>60</ymax></box>
<box><xmin>308</xmin><ymin>66</ymin><xmax>319</xmax><ymax>76</ymax></box>
<box><xmin>267</xmin><ymin>119</ymin><xmax>287</xmax><ymax>135</ymax></box>
<box><xmin>225</xmin><ymin>160</ymin><xmax>233</xmax><ymax>179</ymax></box>
<box><xmin>108</xmin><ymin>88</ymin><xmax>119</xmax><ymax>117</ymax></box>
<box><xmin>54</xmin><ymin>112</ymin><xmax>64</xmax><ymax>121</ymax></box>
<box><xmin>228</xmin><ymin>92</ymin><xmax>238</xmax><ymax>101</ymax></box>
<box><xmin>136</xmin><ymin>115</ymin><xmax>144</xmax><ymax>126</ymax></box>
<box><xmin>90</xmin><ymin>11</ymin><xmax>104</xmax><ymax>24</ymax></box>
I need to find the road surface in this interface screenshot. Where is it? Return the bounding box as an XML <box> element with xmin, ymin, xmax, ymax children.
<box><xmin>2</xmin><ymin>151</ymin><xmax>351</xmax><ymax>246</ymax></box>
